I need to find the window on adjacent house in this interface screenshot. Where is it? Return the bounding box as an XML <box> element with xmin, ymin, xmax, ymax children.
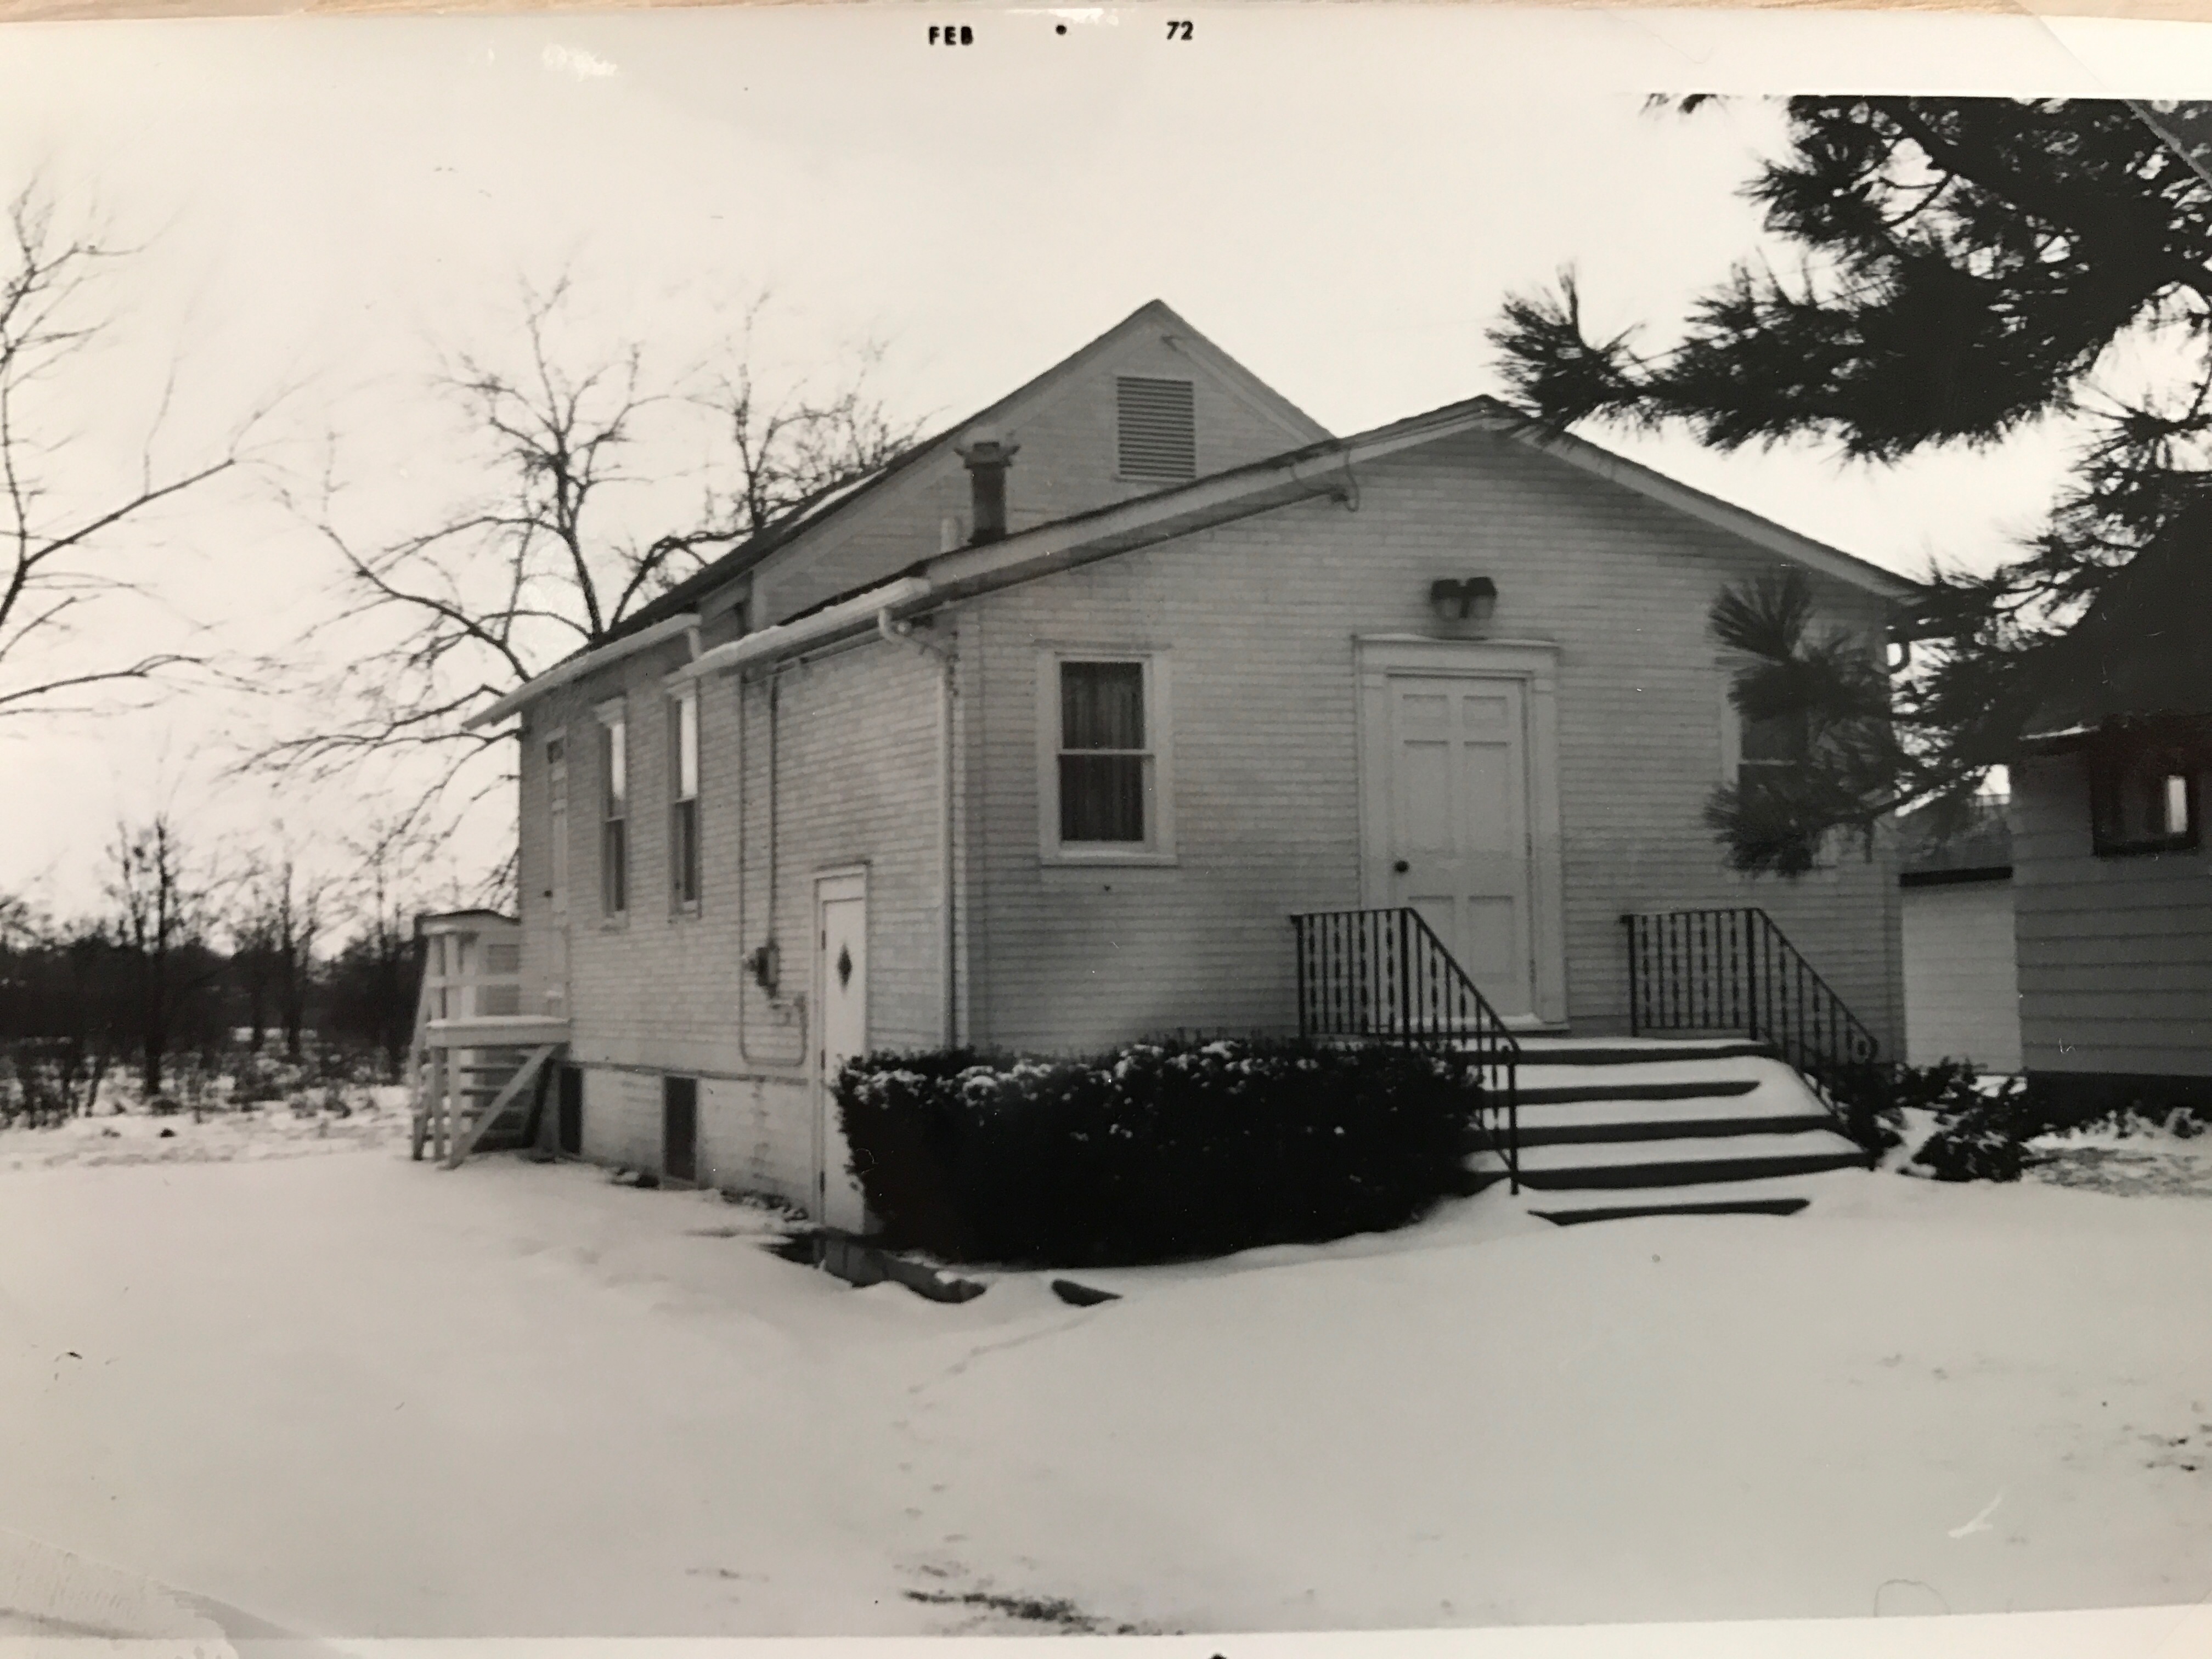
<box><xmin>1116</xmin><ymin>376</ymin><xmax>1196</xmax><ymax>482</ymax></box>
<box><xmin>669</xmin><ymin>688</ymin><xmax>701</xmax><ymax>910</ymax></box>
<box><xmin>2090</xmin><ymin>737</ymin><xmax>2199</xmax><ymax>855</ymax></box>
<box><xmin>598</xmin><ymin>703</ymin><xmax>628</xmax><ymax>917</ymax></box>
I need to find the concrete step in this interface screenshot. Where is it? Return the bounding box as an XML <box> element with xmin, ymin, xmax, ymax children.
<box><xmin>1516</xmin><ymin>1110</ymin><xmax>1838</xmax><ymax>1148</ymax></box>
<box><xmin>1515</xmin><ymin>1076</ymin><xmax>1762</xmax><ymax>1106</ymax></box>
<box><xmin>1532</xmin><ymin>1196</ymin><xmax>1812</xmax><ymax>1226</ymax></box>
<box><xmin>1510</xmin><ymin>1169</ymin><xmax>1870</xmax><ymax>1223</ymax></box>
<box><xmin>1479</xmin><ymin>1129</ymin><xmax>1872</xmax><ymax>1191</ymax></box>
<box><xmin>1510</xmin><ymin>1037</ymin><xmax>1775</xmax><ymax>1067</ymax></box>
<box><xmin>1514</xmin><ymin>1089</ymin><xmax>1831</xmax><ymax>1131</ymax></box>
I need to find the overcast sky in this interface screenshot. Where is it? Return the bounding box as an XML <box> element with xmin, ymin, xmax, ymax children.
<box><xmin>1</xmin><ymin>5</ymin><xmax>2206</xmax><ymax>924</ymax></box>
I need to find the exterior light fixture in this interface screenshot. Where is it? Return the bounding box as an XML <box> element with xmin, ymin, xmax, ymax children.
<box><xmin>1430</xmin><ymin>576</ymin><xmax>1498</xmax><ymax>624</ymax></box>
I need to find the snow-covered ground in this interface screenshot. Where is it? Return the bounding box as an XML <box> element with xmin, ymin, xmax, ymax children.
<box><xmin>1</xmin><ymin>1086</ymin><xmax>411</xmax><ymax>1172</ymax></box>
<box><xmin>1</xmin><ymin>1105</ymin><xmax>2209</xmax><ymax>1645</ymax></box>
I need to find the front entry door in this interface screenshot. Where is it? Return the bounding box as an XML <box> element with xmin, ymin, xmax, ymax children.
<box><xmin>814</xmin><ymin>872</ymin><xmax>871</xmax><ymax>1233</ymax></box>
<box><xmin>1382</xmin><ymin>674</ymin><xmax>1537</xmax><ymax>1018</ymax></box>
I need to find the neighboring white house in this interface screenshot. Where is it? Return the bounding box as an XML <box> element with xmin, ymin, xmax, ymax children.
<box><xmin>2011</xmin><ymin>498</ymin><xmax>2212</xmax><ymax>1120</ymax></box>
<box><xmin>1897</xmin><ymin>801</ymin><xmax>2020</xmax><ymax>1073</ymax></box>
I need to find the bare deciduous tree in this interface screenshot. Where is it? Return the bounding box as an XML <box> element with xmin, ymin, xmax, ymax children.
<box><xmin>321</xmin><ymin>816</ymin><xmax>433</xmax><ymax>1081</ymax></box>
<box><xmin>232</xmin><ymin>847</ymin><xmax>331</xmax><ymax>1061</ymax></box>
<box><xmin>105</xmin><ymin>812</ymin><xmax>224</xmax><ymax>1097</ymax></box>
<box><xmin>0</xmin><ymin>177</ymin><xmax>261</xmax><ymax>720</ymax></box>
<box><xmin>257</xmin><ymin>279</ymin><xmax>921</xmax><ymax>887</ymax></box>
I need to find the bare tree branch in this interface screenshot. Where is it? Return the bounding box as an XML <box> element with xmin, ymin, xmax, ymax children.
<box><xmin>250</xmin><ymin>278</ymin><xmax>924</xmax><ymax>880</ymax></box>
<box><xmin>0</xmin><ymin>173</ymin><xmax>280</xmax><ymax>723</ymax></box>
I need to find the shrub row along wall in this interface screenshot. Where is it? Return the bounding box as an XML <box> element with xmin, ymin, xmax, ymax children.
<box><xmin>834</xmin><ymin>1036</ymin><xmax>1489</xmax><ymax>1268</ymax></box>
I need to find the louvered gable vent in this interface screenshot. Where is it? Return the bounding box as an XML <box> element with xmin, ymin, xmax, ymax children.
<box><xmin>1116</xmin><ymin>376</ymin><xmax>1197</xmax><ymax>482</ymax></box>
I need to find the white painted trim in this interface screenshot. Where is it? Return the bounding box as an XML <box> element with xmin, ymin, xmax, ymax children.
<box><xmin>1482</xmin><ymin>407</ymin><xmax>1917</xmax><ymax>603</ymax></box>
<box><xmin>461</xmin><ymin>613</ymin><xmax>700</xmax><ymax>731</ymax></box>
<box><xmin>1353</xmin><ymin>635</ymin><xmax>1568</xmax><ymax>1026</ymax></box>
<box><xmin>677</xmin><ymin>578</ymin><xmax>934</xmax><ymax>682</ymax></box>
<box><xmin>1035</xmin><ymin>647</ymin><xmax>1178</xmax><ymax>866</ymax></box>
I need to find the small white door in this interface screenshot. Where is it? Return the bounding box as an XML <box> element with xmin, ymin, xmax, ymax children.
<box><xmin>545</xmin><ymin>735</ymin><xmax>572</xmax><ymax>1012</ymax></box>
<box><xmin>815</xmin><ymin>872</ymin><xmax>870</xmax><ymax>1233</ymax></box>
<box><xmin>1383</xmin><ymin>674</ymin><xmax>1537</xmax><ymax>1018</ymax></box>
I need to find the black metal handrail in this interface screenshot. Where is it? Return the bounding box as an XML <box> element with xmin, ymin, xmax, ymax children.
<box><xmin>1290</xmin><ymin>906</ymin><xmax>1521</xmax><ymax>1194</ymax></box>
<box><xmin>1621</xmin><ymin>907</ymin><xmax>1878</xmax><ymax>1114</ymax></box>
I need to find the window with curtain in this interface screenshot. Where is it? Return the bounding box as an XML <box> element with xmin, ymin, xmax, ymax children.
<box><xmin>1058</xmin><ymin>661</ymin><xmax>1148</xmax><ymax>844</ymax></box>
<box><xmin>669</xmin><ymin>689</ymin><xmax>701</xmax><ymax>909</ymax></box>
<box><xmin>599</xmin><ymin>706</ymin><xmax>628</xmax><ymax>916</ymax></box>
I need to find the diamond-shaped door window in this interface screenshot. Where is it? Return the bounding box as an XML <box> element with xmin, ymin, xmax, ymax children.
<box><xmin>837</xmin><ymin>945</ymin><xmax>853</xmax><ymax>988</ymax></box>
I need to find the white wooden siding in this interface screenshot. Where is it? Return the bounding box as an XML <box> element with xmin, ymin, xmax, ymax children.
<box><xmin>1901</xmin><ymin>881</ymin><xmax>2022</xmax><ymax>1071</ymax></box>
<box><xmin>2013</xmin><ymin>752</ymin><xmax>2212</xmax><ymax>1078</ymax></box>
<box><xmin>957</xmin><ymin>425</ymin><xmax>1904</xmax><ymax>1056</ymax></box>
<box><xmin>512</xmin><ymin>404</ymin><xmax>1908</xmax><ymax>1202</ymax></box>
<box><xmin>751</xmin><ymin>327</ymin><xmax>1317</xmax><ymax>629</ymax></box>
<box><xmin>515</xmin><ymin>625</ymin><xmax>944</xmax><ymax>1206</ymax></box>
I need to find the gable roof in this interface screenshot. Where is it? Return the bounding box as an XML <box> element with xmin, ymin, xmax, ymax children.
<box><xmin>468</xmin><ymin>357</ymin><xmax>1919</xmax><ymax>730</ymax></box>
<box><xmin>668</xmin><ymin>395</ymin><xmax>1920</xmax><ymax>690</ymax></box>
<box><xmin>2021</xmin><ymin>496</ymin><xmax>2212</xmax><ymax>743</ymax></box>
<box><xmin>607</xmin><ymin>300</ymin><xmax>1328</xmax><ymax>646</ymax></box>
<box><xmin>1474</xmin><ymin>400</ymin><xmax>1917</xmax><ymax>603</ymax></box>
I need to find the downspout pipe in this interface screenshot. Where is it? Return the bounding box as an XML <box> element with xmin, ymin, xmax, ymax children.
<box><xmin>878</xmin><ymin>609</ymin><xmax>958</xmax><ymax>1048</ymax></box>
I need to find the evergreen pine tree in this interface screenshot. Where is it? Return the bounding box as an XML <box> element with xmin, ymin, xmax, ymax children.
<box><xmin>1489</xmin><ymin>98</ymin><xmax>2212</xmax><ymax>871</ymax></box>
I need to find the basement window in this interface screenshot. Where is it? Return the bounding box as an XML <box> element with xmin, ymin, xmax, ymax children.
<box><xmin>2090</xmin><ymin>735</ymin><xmax>2199</xmax><ymax>856</ymax></box>
<box><xmin>1116</xmin><ymin>376</ymin><xmax>1196</xmax><ymax>483</ymax></box>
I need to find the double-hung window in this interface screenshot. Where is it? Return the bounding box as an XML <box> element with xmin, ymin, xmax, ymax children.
<box><xmin>669</xmin><ymin>687</ymin><xmax>701</xmax><ymax>910</ymax></box>
<box><xmin>1737</xmin><ymin>706</ymin><xmax>1810</xmax><ymax>798</ymax></box>
<box><xmin>1041</xmin><ymin>652</ymin><xmax>1173</xmax><ymax>860</ymax></box>
<box><xmin>2090</xmin><ymin>735</ymin><xmax>2198</xmax><ymax>856</ymax></box>
<box><xmin>545</xmin><ymin>732</ymin><xmax>569</xmax><ymax>920</ymax></box>
<box><xmin>1718</xmin><ymin>668</ymin><xmax>1834</xmax><ymax>867</ymax></box>
<box><xmin>597</xmin><ymin>699</ymin><xmax>629</xmax><ymax>918</ymax></box>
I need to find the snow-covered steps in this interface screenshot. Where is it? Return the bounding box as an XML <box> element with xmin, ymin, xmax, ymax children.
<box><xmin>1500</xmin><ymin>1130</ymin><xmax>1871</xmax><ymax>1190</ymax></box>
<box><xmin>1510</xmin><ymin>1171</ymin><xmax>1866</xmax><ymax>1226</ymax></box>
<box><xmin>1513</xmin><ymin>1091</ymin><xmax>1837</xmax><ymax>1148</ymax></box>
<box><xmin>1475</xmin><ymin>1038</ymin><xmax>1875</xmax><ymax>1222</ymax></box>
<box><xmin>1508</xmin><ymin>1035</ymin><xmax>1776</xmax><ymax>1067</ymax></box>
<box><xmin>1532</xmin><ymin>1195</ymin><xmax>1810</xmax><ymax>1226</ymax></box>
<box><xmin>1515</xmin><ymin>1076</ymin><xmax>1761</xmax><ymax>1106</ymax></box>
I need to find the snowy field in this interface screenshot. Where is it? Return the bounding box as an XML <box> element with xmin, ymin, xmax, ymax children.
<box><xmin>1</xmin><ymin>1103</ymin><xmax>2210</xmax><ymax>1646</ymax></box>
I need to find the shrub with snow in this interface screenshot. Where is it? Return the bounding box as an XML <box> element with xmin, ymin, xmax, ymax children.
<box><xmin>1823</xmin><ymin>1057</ymin><xmax>1999</xmax><ymax>1157</ymax></box>
<box><xmin>1909</xmin><ymin>1074</ymin><xmax>2045</xmax><ymax>1183</ymax></box>
<box><xmin>834</xmin><ymin>1036</ymin><xmax>1489</xmax><ymax>1267</ymax></box>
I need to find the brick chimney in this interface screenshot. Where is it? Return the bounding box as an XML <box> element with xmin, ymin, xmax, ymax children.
<box><xmin>956</xmin><ymin>435</ymin><xmax>1019</xmax><ymax>546</ymax></box>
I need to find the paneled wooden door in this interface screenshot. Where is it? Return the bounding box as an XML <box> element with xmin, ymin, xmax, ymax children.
<box><xmin>1378</xmin><ymin>674</ymin><xmax>1537</xmax><ymax>1018</ymax></box>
